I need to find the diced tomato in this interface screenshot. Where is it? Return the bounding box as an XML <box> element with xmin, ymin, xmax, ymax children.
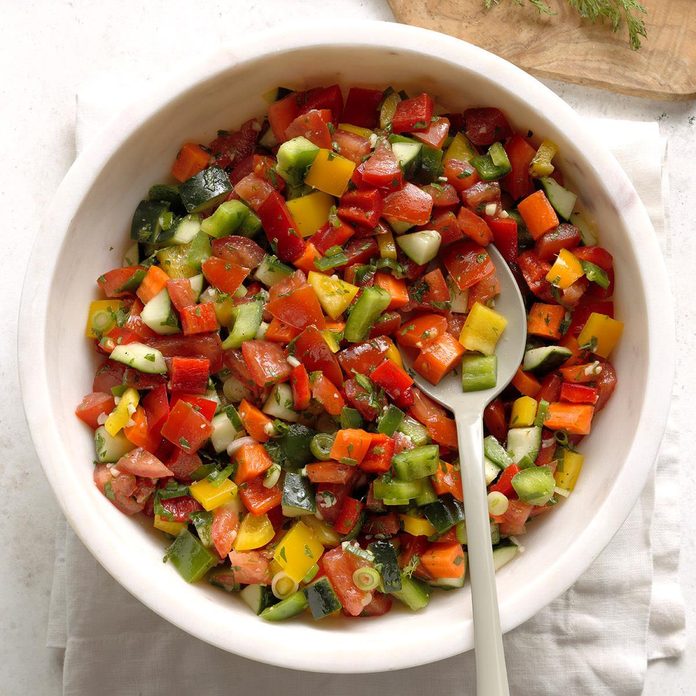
<box><xmin>179</xmin><ymin>303</ymin><xmax>220</xmax><ymax>336</ymax></box>
<box><xmin>502</xmin><ymin>134</ymin><xmax>536</xmax><ymax>201</ymax></box>
<box><xmin>94</xmin><ymin>465</ymin><xmax>143</xmax><ymax>515</ymax></box>
<box><xmin>537</xmin><ymin>372</ymin><xmax>562</xmax><ymax>402</ymax></box>
<box><xmin>311</xmin><ymin>219</ymin><xmax>356</xmax><ymax>254</ymax></box>
<box><xmin>97</xmin><ymin>266</ymin><xmax>144</xmax><ymax>298</ymax></box>
<box><xmin>428</xmin><ymin>210</ymin><xmax>463</xmax><ymax>247</ymax></box>
<box><xmin>316</xmin><ymin>482</ymin><xmax>354</xmax><ymax>525</ymax></box>
<box><xmin>362</xmin><ymin>511</ymin><xmax>401</xmax><ymax>538</ymax></box>
<box><xmin>461</xmin><ymin>181</ymin><xmax>501</xmax><ymax>212</ymax></box>
<box><xmin>169</xmin><ymin>393</ymin><xmax>217</xmax><ymax>422</ymax></box>
<box><xmin>234</xmin><ymin>172</ymin><xmax>274</xmax><ymax>211</ymax></box>
<box><xmin>258</xmin><ymin>190</ymin><xmax>307</xmax><ymax>262</ymax></box>
<box><xmin>362</xmin><ymin>141</ymin><xmax>403</xmax><ymax>190</ymax></box>
<box><xmin>409</xmin><ymin>388</ymin><xmax>458</xmax><ymax>450</ymax></box>
<box><xmin>343</xmin><ymin>378</ymin><xmax>386</xmax><ymax>421</ymax></box>
<box><xmin>299</xmin><ymin>84</ymin><xmax>344</xmax><ymax>123</ymax></box>
<box><xmin>160</xmin><ymin>400</ymin><xmax>213</xmax><ymax>454</ymax></box>
<box><xmin>337</xmin><ymin>188</ymin><xmax>384</xmax><ymax>228</ymax></box>
<box><xmin>241</xmin><ymin>340</ymin><xmax>291</xmax><ymax>388</ymax></box>
<box><xmin>208</xmin><ymin>119</ymin><xmax>259</xmax><ymax>170</ymax></box>
<box><xmin>117</xmin><ymin>448</ymin><xmax>173</xmax><ymax>478</ymax></box>
<box><xmin>210</xmin><ymin>504</ymin><xmax>240</xmax><ymax>558</ymax></box>
<box><xmin>98</xmin><ymin>327</ymin><xmax>140</xmax><ymax>355</ymax></box>
<box><xmin>444</xmin><ymin>159</ymin><xmax>479</xmax><ymax>192</ymax></box>
<box><xmin>495</xmin><ymin>499</ymin><xmax>533</xmax><ymax>536</ymax></box>
<box><xmin>333</xmin><ymin>129</ymin><xmax>371</xmax><ymax>164</ymax></box>
<box><xmin>228</xmin><ymin>155</ymin><xmax>255</xmax><ymax>186</ymax></box>
<box><xmin>75</xmin><ymin>392</ymin><xmax>115</xmax><ymax>429</ymax></box>
<box><xmin>252</xmin><ymin>154</ymin><xmax>285</xmax><ymax>191</ymax></box>
<box><xmin>467</xmin><ymin>271</ymin><xmax>500</xmax><ymax>311</ymax></box>
<box><xmin>443</xmin><ymin>241</ymin><xmax>495</xmax><ymax>290</ymax></box>
<box><xmin>412</xmin><ymin>116</ymin><xmax>450</xmax><ymax>148</ymax></box>
<box><xmin>484</xmin><ymin>399</ymin><xmax>508</xmax><ymax>442</ymax></box>
<box><xmin>383</xmin><ymin>183</ymin><xmax>433</xmax><ymax>225</ymax></box>
<box><xmin>342</xmin><ymin>87</ymin><xmax>383</xmax><ymax>128</ymax></box>
<box><xmin>391</xmin><ymin>93</ymin><xmax>434</xmax><ymax>133</ymax></box>
<box><xmin>464</xmin><ymin>107</ymin><xmax>512</xmax><ymax>147</ymax></box>
<box><xmin>488</xmin><ymin>463</ymin><xmax>519</xmax><ymax>498</ymax></box>
<box><xmin>594</xmin><ymin>360</ymin><xmax>617</xmax><ymax>411</ymax></box>
<box><xmin>535</xmin><ymin>223</ymin><xmax>582</xmax><ymax>261</ymax></box>
<box><xmin>517</xmin><ymin>250</ymin><xmax>555</xmax><ymax>302</ymax></box>
<box><xmin>568</xmin><ymin>300</ymin><xmax>614</xmax><ymax>337</ymax></box>
<box><xmin>487</xmin><ymin>216</ymin><xmax>518</xmax><ymax>264</ymax></box>
<box><xmin>93</xmin><ymin>361</ymin><xmax>125</xmax><ymax>393</ymax></box>
<box><xmin>406</xmin><ymin>268</ymin><xmax>450</xmax><ymax>311</ymax></box>
<box><xmin>310</xmin><ymin>372</ymin><xmax>345</xmax><ymax>416</ymax></box>
<box><xmin>146</xmin><ymin>334</ymin><xmax>224</xmax><ymax>374</ymax></box>
<box><xmin>421</xmin><ymin>182</ymin><xmax>459</xmax><ymax>207</ymax></box>
<box><xmin>359</xmin><ymin>592</ymin><xmax>393</xmax><ymax>617</ymax></box>
<box><xmin>457</xmin><ymin>206</ymin><xmax>493</xmax><ymax>246</ymax></box>
<box><xmin>571</xmin><ymin>246</ymin><xmax>613</xmax><ymax>271</ymax></box>
<box><xmin>368</xmin><ymin>311</ymin><xmax>401</xmax><ymax>338</ymax></box>
<box><xmin>238</xmin><ymin>477</ymin><xmax>283</xmax><ymax>515</ymax></box>
<box><xmin>201</xmin><ymin>257</ymin><xmax>248</xmax><ymax>296</ymax></box>
<box><xmin>210</xmin><ymin>235</ymin><xmax>265</xmax><ymax>270</ymax></box>
<box><xmin>319</xmin><ymin>546</ymin><xmax>371</xmax><ymax>616</ymax></box>
<box><xmin>169</xmin><ymin>357</ymin><xmax>209</xmax><ymax>394</ymax></box>
<box><xmin>334</xmin><ymin>497</ymin><xmax>364</xmax><ymax>535</ymax></box>
<box><xmin>165</xmin><ymin>449</ymin><xmax>201</xmax><ymax>482</ymax></box>
<box><xmin>268</xmin><ymin>92</ymin><xmax>301</xmax><ymax>142</ymax></box>
<box><xmin>166</xmin><ymin>278</ymin><xmax>197</xmax><ymax>312</ymax></box>
<box><xmin>159</xmin><ymin>495</ymin><xmax>203</xmax><ymax>523</ymax></box>
<box><xmin>341</xmin><ymin>238</ymin><xmax>380</xmax><ymax>267</ymax></box>
<box><xmin>284</xmin><ymin>108</ymin><xmax>333</xmax><ymax>148</ymax></box>
<box><xmin>123</xmin><ymin>368</ymin><xmax>167</xmax><ymax>391</ymax></box>
<box><xmin>359</xmin><ymin>434</ymin><xmax>395</xmax><ymax>474</ymax></box>
<box><xmin>227</xmin><ymin>549</ymin><xmax>273</xmax><ymax>585</ymax></box>
<box><xmin>267</xmin><ymin>282</ymin><xmax>326</xmax><ymax>331</ymax></box>
<box><xmin>305</xmin><ymin>461</ymin><xmax>355</xmax><ymax>485</ymax></box>
<box><xmin>289</xmin><ymin>363</ymin><xmax>311</xmax><ymax>411</ymax></box>
<box><xmin>292</xmin><ymin>325</ymin><xmax>343</xmax><ymax>386</ymax></box>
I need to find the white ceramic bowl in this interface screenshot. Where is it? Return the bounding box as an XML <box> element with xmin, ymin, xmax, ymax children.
<box><xmin>19</xmin><ymin>22</ymin><xmax>673</xmax><ymax>673</ymax></box>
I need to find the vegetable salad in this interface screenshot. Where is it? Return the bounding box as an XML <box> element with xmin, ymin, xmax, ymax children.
<box><xmin>76</xmin><ymin>84</ymin><xmax>622</xmax><ymax>621</ymax></box>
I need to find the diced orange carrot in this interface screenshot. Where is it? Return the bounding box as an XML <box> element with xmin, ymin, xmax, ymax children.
<box><xmin>305</xmin><ymin>461</ymin><xmax>355</xmax><ymax>484</ymax></box>
<box><xmin>373</xmin><ymin>272</ymin><xmax>410</xmax><ymax>310</ymax></box>
<box><xmin>559</xmin><ymin>361</ymin><xmax>603</xmax><ymax>384</ymax></box>
<box><xmin>558</xmin><ymin>334</ymin><xmax>586</xmax><ymax>367</ymax></box>
<box><xmin>136</xmin><ymin>265</ymin><xmax>170</xmax><ymax>304</ymax></box>
<box><xmin>233</xmin><ymin>442</ymin><xmax>274</xmax><ymax>484</ymax></box>
<box><xmin>544</xmin><ymin>402</ymin><xmax>594</xmax><ymax>435</ymax></box>
<box><xmin>511</xmin><ymin>367</ymin><xmax>541</xmax><ymax>398</ymax></box>
<box><xmin>413</xmin><ymin>332</ymin><xmax>465</xmax><ymax>385</ymax></box>
<box><xmin>329</xmin><ymin>428</ymin><xmax>372</xmax><ymax>465</ymax></box>
<box><xmin>517</xmin><ymin>190</ymin><xmax>559</xmax><ymax>240</ymax></box>
<box><xmin>527</xmin><ymin>302</ymin><xmax>565</xmax><ymax>340</ymax></box>
<box><xmin>171</xmin><ymin>143</ymin><xmax>210</xmax><ymax>182</ymax></box>
<box><xmin>293</xmin><ymin>242</ymin><xmax>322</xmax><ymax>274</ymax></box>
<box><xmin>264</xmin><ymin>317</ymin><xmax>300</xmax><ymax>343</ymax></box>
<box><xmin>238</xmin><ymin>399</ymin><xmax>273</xmax><ymax>443</ymax></box>
<box><xmin>419</xmin><ymin>541</ymin><xmax>466</xmax><ymax>579</ymax></box>
<box><xmin>431</xmin><ymin>461</ymin><xmax>463</xmax><ymax>501</ymax></box>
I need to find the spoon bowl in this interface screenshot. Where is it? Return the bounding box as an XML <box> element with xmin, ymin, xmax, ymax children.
<box><xmin>403</xmin><ymin>244</ymin><xmax>527</xmax><ymax>696</ymax></box>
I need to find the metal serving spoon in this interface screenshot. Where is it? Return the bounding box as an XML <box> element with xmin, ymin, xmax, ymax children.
<box><xmin>406</xmin><ymin>245</ymin><xmax>526</xmax><ymax>696</ymax></box>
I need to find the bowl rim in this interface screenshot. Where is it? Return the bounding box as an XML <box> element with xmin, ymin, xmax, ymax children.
<box><xmin>18</xmin><ymin>20</ymin><xmax>675</xmax><ymax>673</ymax></box>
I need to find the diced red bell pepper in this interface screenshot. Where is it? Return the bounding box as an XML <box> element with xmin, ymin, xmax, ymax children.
<box><xmin>179</xmin><ymin>303</ymin><xmax>220</xmax><ymax>336</ymax></box>
<box><xmin>484</xmin><ymin>399</ymin><xmax>508</xmax><ymax>442</ymax></box>
<box><xmin>338</xmin><ymin>336</ymin><xmax>390</xmax><ymax>376</ymax></box>
<box><xmin>268</xmin><ymin>92</ymin><xmax>301</xmax><ymax>142</ymax></box>
<box><xmin>334</xmin><ymin>497</ymin><xmax>364</xmax><ymax>535</ymax></box>
<box><xmin>487</xmin><ymin>216</ymin><xmax>518</xmax><ymax>264</ymax></box>
<box><xmin>370</xmin><ymin>359</ymin><xmax>414</xmax><ymax>408</ymax></box>
<box><xmin>409</xmin><ymin>388</ymin><xmax>458</xmax><ymax>450</ymax></box>
<box><xmin>258</xmin><ymin>190</ymin><xmax>307</xmax><ymax>262</ymax></box>
<box><xmin>341</xmin><ymin>238</ymin><xmax>379</xmax><ymax>267</ymax></box>
<box><xmin>299</xmin><ymin>84</ymin><xmax>344</xmax><ymax>123</ymax></box>
<box><xmin>560</xmin><ymin>382</ymin><xmax>599</xmax><ymax>405</ymax></box>
<box><xmin>169</xmin><ymin>357</ymin><xmax>210</xmax><ymax>395</ymax></box>
<box><xmin>97</xmin><ymin>266</ymin><xmax>144</xmax><ymax>298</ymax></box>
<box><xmin>161</xmin><ymin>400</ymin><xmax>213</xmax><ymax>454</ymax></box>
<box><xmin>166</xmin><ymin>278</ymin><xmax>197</xmax><ymax>312</ymax></box>
<box><xmin>241</xmin><ymin>340</ymin><xmax>291</xmax><ymax>388</ymax></box>
<box><xmin>368</xmin><ymin>311</ymin><xmax>401</xmax><ymax>338</ymax></box>
<box><xmin>142</xmin><ymin>384</ymin><xmax>169</xmax><ymax>438</ymax></box>
<box><xmin>292</xmin><ymin>325</ymin><xmax>343</xmax><ymax>386</ymax></box>
<box><xmin>464</xmin><ymin>107</ymin><xmax>512</xmax><ymax>147</ymax></box>
<box><xmin>412</xmin><ymin>116</ymin><xmax>450</xmax><ymax>149</ymax></box>
<box><xmin>284</xmin><ymin>108</ymin><xmax>333</xmax><ymax>148</ymax></box>
<box><xmin>311</xmin><ymin>219</ymin><xmax>356</xmax><ymax>254</ymax></box>
<box><xmin>391</xmin><ymin>93</ymin><xmax>434</xmax><ymax>133</ymax></box>
<box><xmin>310</xmin><ymin>372</ymin><xmax>345</xmax><ymax>416</ymax></box>
<box><xmin>208</xmin><ymin>118</ymin><xmax>259</xmax><ymax>170</ymax></box>
<box><xmin>517</xmin><ymin>250</ymin><xmax>555</xmax><ymax>302</ymax></box>
<box><xmin>488</xmin><ymin>463</ymin><xmax>519</xmax><ymax>498</ymax></box>
<box><xmin>457</xmin><ymin>207</ymin><xmax>493</xmax><ymax>246</ymax></box>
<box><xmin>289</xmin><ymin>363</ymin><xmax>311</xmax><ymax>410</ymax></box>
<box><xmin>266</xmin><ymin>283</ymin><xmax>326</xmax><ymax>331</ymax></box>
<box><xmin>443</xmin><ymin>241</ymin><xmax>495</xmax><ymax>291</ymax></box>
<box><xmin>502</xmin><ymin>134</ymin><xmax>536</xmax><ymax>201</ymax></box>
<box><xmin>342</xmin><ymin>87</ymin><xmax>383</xmax><ymax>128</ymax></box>
<box><xmin>201</xmin><ymin>256</ymin><xmax>248</xmax><ymax>296</ymax></box>
<box><xmin>146</xmin><ymin>333</ymin><xmax>224</xmax><ymax>373</ymax></box>
<box><xmin>361</xmin><ymin>141</ymin><xmax>403</xmax><ymax>190</ymax></box>
<box><xmin>337</xmin><ymin>189</ymin><xmax>383</xmax><ymax>228</ymax></box>
<box><xmin>359</xmin><ymin>434</ymin><xmax>395</xmax><ymax>474</ymax></box>
<box><xmin>383</xmin><ymin>183</ymin><xmax>433</xmax><ymax>225</ymax></box>
<box><xmin>568</xmin><ymin>300</ymin><xmax>614</xmax><ymax>337</ymax></box>
<box><xmin>169</xmin><ymin>394</ymin><xmax>217</xmax><ymax>421</ymax></box>
<box><xmin>239</xmin><ymin>477</ymin><xmax>283</xmax><ymax>515</ymax></box>
<box><xmin>537</xmin><ymin>372</ymin><xmax>563</xmax><ymax>402</ymax></box>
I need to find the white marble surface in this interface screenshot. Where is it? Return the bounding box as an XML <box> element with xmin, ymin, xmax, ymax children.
<box><xmin>1</xmin><ymin>1</ymin><xmax>693</xmax><ymax>694</ymax></box>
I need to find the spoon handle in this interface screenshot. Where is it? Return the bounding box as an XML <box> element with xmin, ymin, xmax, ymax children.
<box><xmin>457</xmin><ymin>414</ymin><xmax>510</xmax><ymax>696</ymax></box>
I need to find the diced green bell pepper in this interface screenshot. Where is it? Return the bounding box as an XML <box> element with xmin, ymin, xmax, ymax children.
<box><xmin>164</xmin><ymin>529</ymin><xmax>217</xmax><ymax>583</ymax></box>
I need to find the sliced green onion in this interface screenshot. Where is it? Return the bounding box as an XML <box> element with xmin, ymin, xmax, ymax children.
<box><xmin>91</xmin><ymin>310</ymin><xmax>115</xmax><ymax>334</ymax></box>
<box><xmin>487</xmin><ymin>491</ymin><xmax>509</xmax><ymax>517</ymax></box>
<box><xmin>310</xmin><ymin>433</ymin><xmax>335</xmax><ymax>461</ymax></box>
<box><xmin>352</xmin><ymin>566</ymin><xmax>380</xmax><ymax>591</ymax></box>
<box><xmin>271</xmin><ymin>571</ymin><xmax>299</xmax><ymax>600</ymax></box>
<box><xmin>342</xmin><ymin>541</ymin><xmax>375</xmax><ymax>563</ymax></box>
<box><xmin>263</xmin><ymin>462</ymin><xmax>281</xmax><ymax>489</ymax></box>
<box><xmin>302</xmin><ymin>564</ymin><xmax>320</xmax><ymax>584</ymax></box>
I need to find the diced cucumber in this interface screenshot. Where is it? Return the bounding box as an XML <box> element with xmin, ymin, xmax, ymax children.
<box><xmin>222</xmin><ymin>301</ymin><xmax>264</xmax><ymax>350</ymax></box>
<box><xmin>239</xmin><ymin>210</ymin><xmax>262</xmax><ymax>238</ymax></box>
<box><xmin>170</xmin><ymin>215</ymin><xmax>201</xmax><ymax>245</ymax></box>
<box><xmin>429</xmin><ymin>572</ymin><xmax>466</xmax><ymax>590</ymax></box>
<box><xmin>210</xmin><ymin>407</ymin><xmax>243</xmax><ymax>453</ymax></box>
<box><xmin>461</xmin><ymin>354</ymin><xmax>497</xmax><ymax>392</ymax></box>
<box><xmin>369</xmin><ymin>540</ymin><xmax>402</xmax><ymax>593</ymax></box>
<box><xmin>373</xmin><ymin>476</ymin><xmax>424</xmax><ymax>502</ymax></box>
<box><xmin>570</xmin><ymin>211</ymin><xmax>598</xmax><ymax>246</ymax></box>
<box><xmin>148</xmin><ymin>183</ymin><xmax>182</xmax><ymax>207</ymax></box>
<box><xmin>94</xmin><ymin>426</ymin><xmax>134</xmax><ymax>463</ymax></box>
<box><xmin>455</xmin><ymin>521</ymin><xmax>499</xmax><ymax>545</ymax></box>
<box><xmin>522</xmin><ymin>345</ymin><xmax>572</xmax><ymax>372</ymax></box>
<box><xmin>396</xmin><ymin>230</ymin><xmax>441</xmax><ymax>265</ymax></box>
<box><xmin>484</xmin><ymin>457</ymin><xmax>501</xmax><ymax>485</ymax></box>
<box><xmin>276</xmin><ymin>424</ymin><xmax>316</xmax><ymax>468</ymax></box>
<box><xmin>179</xmin><ymin>167</ymin><xmax>232</xmax><ymax>214</ymax></box>
<box><xmin>141</xmin><ymin>288</ymin><xmax>180</xmax><ymax>335</ymax></box>
<box><xmin>188</xmin><ymin>274</ymin><xmax>204</xmax><ymax>300</ymax></box>
<box><xmin>258</xmin><ymin>126</ymin><xmax>277</xmax><ymax>149</ymax></box>
<box><xmin>423</xmin><ymin>496</ymin><xmax>465</xmax><ymax>534</ymax></box>
<box><xmin>110</xmin><ymin>342</ymin><xmax>167</xmax><ymax>374</ymax></box>
<box><xmin>415</xmin><ymin>144</ymin><xmax>443</xmax><ymax>184</ymax></box>
<box><xmin>276</xmin><ymin>136</ymin><xmax>320</xmax><ymax>186</ymax></box>
<box><xmin>200</xmin><ymin>200</ymin><xmax>250</xmax><ymax>238</ymax></box>
<box><xmin>397</xmin><ymin>415</ymin><xmax>430</xmax><ymax>447</ymax></box>
<box><xmin>260</xmin><ymin>590</ymin><xmax>308</xmax><ymax>621</ymax></box>
<box><xmin>240</xmin><ymin>584</ymin><xmax>277</xmax><ymax>615</ymax></box>
<box><xmin>391</xmin><ymin>141</ymin><xmax>422</xmax><ymax>178</ymax></box>
<box><xmin>304</xmin><ymin>576</ymin><xmax>342</xmax><ymax>619</ymax></box>
<box><xmin>492</xmin><ymin>544</ymin><xmax>519</xmax><ymax>570</ymax></box>
<box><xmin>377</xmin><ymin>404</ymin><xmax>405</xmax><ymax>436</ymax></box>
<box><xmin>123</xmin><ymin>241</ymin><xmax>139</xmax><ymax>266</ymax></box>
<box><xmin>385</xmin><ymin>217</ymin><xmax>415</xmax><ymax>234</ymax></box>
<box><xmin>208</xmin><ymin>568</ymin><xmax>240</xmax><ymax>592</ymax></box>
<box><xmin>254</xmin><ymin>254</ymin><xmax>293</xmax><ymax>287</ymax></box>
<box><xmin>130</xmin><ymin>199</ymin><xmax>173</xmax><ymax>244</ymax></box>
<box><xmin>344</xmin><ymin>286</ymin><xmax>391</xmax><ymax>343</ymax></box>
<box><xmin>540</xmin><ymin>177</ymin><xmax>577</xmax><ymax>221</ymax></box>
<box><xmin>263</xmin><ymin>383</ymin><xmax>299</xmax><ymax>423</ymax></box>
<box><xmin>484</xmin><ymin>435</ymin><xmax>514</xmax><ymax>469</ymax></box>
<box><xmin>391</xmin><ymin>574</ymin><xmax>431</xmax><ymax>611</ymax></box>
<box><xmin>414</xmin><ymin>477</ymin><xmax>439</xmax><ymax>506</ymax></box>
<box><xmin>449</xmin><ymin>279</ymin><xmax>469</xmax><ymax>313</ymax></box>
<box><xmin>392</xmin><ymin>445</ymin><xmax>440</xmax><ymax>481</ymax></box>
<box><xmin>512</xmin><ymin>465</ymin><xmax>555</xmax><ymax>505</ymax></box>
<box><xmin>507</xmin><ymin>426</ymin><xmax>542</xmax><ymax>465</ymax></box>
<box><xmin>282</xmin><ymin>472</ymin><xmax>316</xmax><ymax>517</ymax></box>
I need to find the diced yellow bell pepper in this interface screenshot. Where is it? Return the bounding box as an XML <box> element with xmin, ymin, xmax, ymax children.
<box><xmin>300</xmin><ymin>515</ymin><xmax>341</xmax><ymax>547</ymax></box>
<box><xmin>320</xmin><ymin>330</ymin><xmax>342</xmax><ymax>353</ymax></box>
<box><xmin>554</xmin><ymin>448</ymin><xmax>584</xmax><ymax>492</ymax></box>
<box><xmin>307</xmin><ymin>271</ymin><xmax>359</xmax><ymax>320</ymax></box>
<box><xmin>305</xmin><ymin>149</ymin><xmax>356</xmax><ymax>197</ymax></box>
<box><xmin>529</xmin><ymin>139</ymin><xmax>558</xmax><ymax>178</ymax></box>
<box><xmin>273</xmin><ymin>520</ymin><xmax>324</xmax><ymax>582</ymax></box>
<box><xmin>444</xmin><ymin>132</ymin><xmax>477</xmax><ymax>163</ymax></box>
<box><xmin>286</xmin><ymin>191</ymin><xmax>335</xmax><ymax>237</ymax></box>
<box><xmin>383</xmin><ymin>337</ymin><xmax>403</xmax><ymax>368</ymax></box>
<box><xmin>154</xmin><ymin>514</ymin><xmax>187</xmax><ymax>536</ymax></box>
<box><xmin>190</xmin><ymin>478</ymin><xmax>238</xmax><ymax>512</ymax></box>
<box><xmin>234</xmin><ymin>512</ymin><xmax>275</xmax><ymax>551</ymax></box>
<box><xmin>510</xmin><ymin>396</ymin><xmax>538</xmax><ymax>428</ymax></box>
<box><xmin>338</xmin><ymin>123</ymin><xmax>374</xmax><ymax>139</ymax></box>
<box><xmin>377</xmin><ymin>229</ymin><xmax>397</xmax><ymax>260</ymax></box>
<box><xmin>400</xmin><ymin>514</ymin><xmax>437</xmax><ymax>537</ymax></box>
<box><xmin>459</xmin><ymin>302</ymin><xmax>508</xmax><ymax>356</ymax></box>
<box><xmin>577</xmin><ymin>312</ymin><xmax>624</xmax><ymax>359</ymax></box>
<box><xmin>104</xmin><ymin>387</ymin><xmax>139</xmax><ymax>437</ymax></box>
<box><xmin>546</xmin><ymin>249</ymin><xmax>584</xmax><ymax>289</ymax></box>
<box><xmin>85</xmin><ymin>299</ymin><xmax>127</xmax><ymax>338</ymax></box>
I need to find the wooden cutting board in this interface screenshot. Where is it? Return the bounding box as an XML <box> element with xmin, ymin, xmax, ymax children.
<box><xmin>387</xmin><ymin>0</ymin><xmax>696</xmax><ymax>100</ymax></box>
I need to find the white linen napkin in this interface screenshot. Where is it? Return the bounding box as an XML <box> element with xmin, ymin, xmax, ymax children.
<box><xmin>46</xmin><ymin>75</ymin><xmax>685</xmax><ymax>696</ymax></box>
